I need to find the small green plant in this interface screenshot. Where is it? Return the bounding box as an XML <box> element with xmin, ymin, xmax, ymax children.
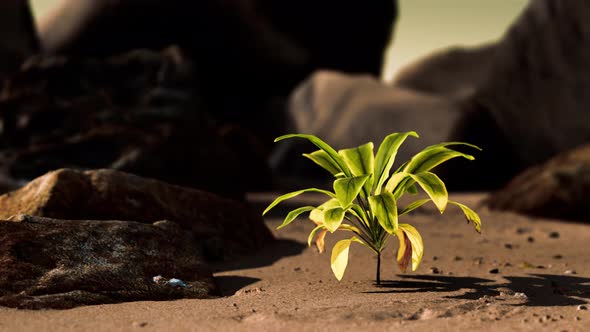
<box><xmin>263</xmin><ymin>131</ymin><xmax>482</xmax><ymax>285</ymax></box>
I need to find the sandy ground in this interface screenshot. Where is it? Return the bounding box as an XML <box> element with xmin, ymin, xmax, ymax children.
<box><xmin>0</xmin><ymin>193</ymin><xmax>589</xmax><ymax>331</ymax></box>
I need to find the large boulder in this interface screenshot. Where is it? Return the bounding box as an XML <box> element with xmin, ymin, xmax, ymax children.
<box><xmin>271</xmin><ymin>70</ymin><xmax>472</xmax><ymax>189</ymax></box>
<box><xmin>35</xmin><ymin>1</ymin><xmax>397</xmax><ymax>144</ymax></box>
<box><xmin>393</xmin><ymin>43</ymin><xmax>497</xmax><ymax>100</ymax></box>
<box><xmin>0</xmin><ymin>168</ymin><xmax>274</xmax><ymax>260</ymax></box>
<box><xmin>456</xmin><ymin>0</ymin><xmax>590</xmax><ymax>170</ymax></box>
<box><xmin>0</xmin><ymin>47</ymin><xmax>271</xmax><ymax>197</ymax></box>
<box><xmin>485</xmin><ymin>144</ymin><xmax>590</xmax><ymax>222</ymax></box>
<box><xmin>0</xmin><ymin>215</ymin><xmax>217</xmax><ymax>309</ymax></box>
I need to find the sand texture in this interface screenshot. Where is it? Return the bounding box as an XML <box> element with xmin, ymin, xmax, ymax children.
<box><xmin>0</xmin><ymin>193</ymin><xmax>588</xmax><ymax>331</ymax></box>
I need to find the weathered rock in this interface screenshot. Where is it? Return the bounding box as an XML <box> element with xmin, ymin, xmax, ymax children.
<box><xmin>458</xmin><ymin>0</ymin><xmax>590</xmax><ymax>169</ymax></box>
<box><xmin>393</xmin><ymin>43</ymin><xmax>497</xmax><ymax>100</ymax></box>
<box><xmin>37</xmin><ymin>0</ymin><xmax>396</xmax><ymax>76</ymax></box>
<box><xmin>34</xmin><ymin>1</ymin><xmax>397</xmax><ymax>146</ymax></box>
<box><xmin>0</xmin><ymin>168</ymin><xmax>274</xmax><ymax>260</ymax></box>
<box><xmin>486</xmin><ymin>144</ymin><xmax>590</xmax><ymax>222</ymax></box>
<box><xmin>0</xmin><ymin>47</ymin><xmax>272</xmax><ymax>197</ymax></box>
<box><xmin>273</xmin><ymin>70</ymin><xmax>472</xmax><ymax>189</ymax></box>
<box><xmin>0</xmin><ymin>1</ymin><xmax>38</xmax><ymax>77</ymax></box>
<box><xmin>0</xmin><ymin>215</ymin><xmax>217</xmax><ymax>309</ymax></box>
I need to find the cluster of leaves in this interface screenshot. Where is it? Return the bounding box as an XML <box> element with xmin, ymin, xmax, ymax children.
<box><xmin>263</xmin><ymin>132</ymin><xmax>481</xmax><ymax>282</ymax></box>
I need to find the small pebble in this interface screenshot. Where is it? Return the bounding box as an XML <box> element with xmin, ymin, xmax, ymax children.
<box><xmin>504</xmin><ymin>243</ymin><xmax>513</xmax><ymax>249</ymax></box>
<box><xmin>536</xmin><ymin>265</ymin><xmax>546</xmax><ymax>269</ymax></box>
<box><xmin>575</xmin><ymin>316</ymin><xmax>581</xmax><ymax>321</ymax></box>
<box><xmin>132</xmin><ymin>322</ymin><xmax>148</xmax><ymax>328</ymax></box>
<box><xmin>564</xmin><ymin>270</ymin><xmax>577</xmax><ymax>275</ymax></box>
<box><xmin>553</xmin><ymin>254</ymin><xmax>563</xmax><ymax>259</ymax></box>
<box><xmin>167</xmin><ymin>278</ymin><xmax>187</xmax><ymax>288</ymax></box>
<box><xmin>430</xmin><ymin>267</ymin><xmax>441</xmax><ymax>274</ymax></box>
<box><xmin>432</xmin><ymin>256</ymin><xmax>439</xmax><ymax>261</ymax></box>
<box><xmin>578</xmin><ymin>305</ymin><xmax>588</xmax><ymax>311</ymax></box>
<box><xmin>516</xmin><ymin>227</ymin><xmax>531</xmax><ymax>234</ymax></box>
<box><xmin>514</xmin><ymin>292</ymin><xmax>528</xmax><ymax>299</ymax></box>
<box><xmin>527</xmin><ymin>236</ymin><xmax>535</xmax><ymax>243</ymax></box>
<box><xmin>453</xmin><ymin>256</ymin><xmax>463</xmax><ymax>261</ymax></box>
<box><xmin>549</xmin><ymin>232</ymin><xmax>560</xmax><ymax>239</ymax></box>
<box><xmin>489</xmin><ymin>268</ymin><xmax>500</xmax><ymax>274</ymax></box>
<box><xmin>293</xmin><ymin>267</ymin><xmax>302</xmax><ymax>272</ymax></box>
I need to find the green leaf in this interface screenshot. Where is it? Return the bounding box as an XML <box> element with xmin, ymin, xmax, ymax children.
<box><xmin>406</xmin><ymin>184</ymin><xmax>418</xmax><ymax>195</ymax></box>
<box><xmin>333</xmin><ymin>175</ymin><xmax>370</xmax><ymax>208</ymax></box>
<box><xmin>395</xmin><ymin>224</ymin><xmax>424</xmax><ymax>272</ymax></box>
<box><xmin>303</xmin><ymin>150</ymin><xmax>341</xmax><ymax>176</ymax></box>
<box><xmin>399</xmin><ymin>199</ymin><xmax>431</xmax><ymax>216</ymax></box>
<box><xmin>309</xmin><ymin>198</ymin><xmax>340</xmax><ymax>225</ymax></box>
<box><xmin>404</xmin><ymin>143</ymin><xmax>480</xmax><ymax>174</ymax></box>
<box><xmin>263</xmin><ymin>188</ymin><xmax>335</xmax><ymax>216</ymax></box>
<box><xmin>408</xmin><ymin>172</ymin><xmax>448</xmax><ymax>213</ymax></box>
<box><xmin>275</xmin><ymin>134</ymin><xmax>351</xmax><ymax>177</ymax></box>
<box><xmin>449</xmin><ymin>200</ymin><xmax>482</xmax><ymax>233</ymax></box>
<box><xmin>339</xmin><ymin>142</ymin><xmax>375</xmax><ymax>193</ymax></box>
<box><xmin>277</xmin><ymin>206</ymin><xmax>315</xmax><ymax>230</ymax></box>
<box><xmin>368</xmin><ymin>192</ymin><xmax>398</xmax><ymax>233</ymax></box>
<box><xmin>307</xmin><ymin>224</ymin><xmax>324</xmax><ymax>247</ymax></box>
<box><xmin>324</xmin><ymin>207</ymin><xmax>346</xmax><ymax>233</ymax></box>
<box><xmin>330</xmin><ymin>237</ymin><xmax>363</xmax><ymax>281</ymax></box>
<box><xmin>384</xmin><ymin>172</ymin><xmax>412</xmax><ymax>194</ymax></box>
<box><xmin>373</xmin><ymin>131</ymin><xmax>419</xmax><ymax>194</ymax></box>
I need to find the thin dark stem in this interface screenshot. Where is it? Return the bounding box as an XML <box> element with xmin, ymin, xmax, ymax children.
<box><xmin>376</xmin><ymin>251</ymin><xmax>381</xmax><ymax>286</ymax></box>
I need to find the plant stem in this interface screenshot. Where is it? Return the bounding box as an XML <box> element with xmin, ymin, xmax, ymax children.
<box><xmin>376</xmin><ymin>251</ymin><xmax>381</xmax><ymax>286</ymax></box>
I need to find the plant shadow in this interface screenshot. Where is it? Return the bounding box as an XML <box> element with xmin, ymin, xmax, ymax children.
<box><xmin>365</xmin><ymin>274</ymin><xmax>590</xmax><ymax>307</ymax></box>
<box><xmin>211</xmin><ymin>239</ymin><xmax>306</xmax><ymax>273</ymax></box>
<box><xmin>214</xmin><ymin>276</ymin><xmax>261</xmax><ymax>296</ymax></box>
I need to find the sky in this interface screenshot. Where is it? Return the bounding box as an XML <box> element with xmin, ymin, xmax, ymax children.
<box><xmin>30</xmin><ymin>0</ymin><xmax>529</xmax><ymax>81</ymax></box>
<box><xmin>383</xmin><ymin>0</ymin><xmax>529</xmax><ymax>81</ymax></box>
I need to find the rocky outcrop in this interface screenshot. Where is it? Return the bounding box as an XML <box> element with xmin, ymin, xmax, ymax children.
<box><xmin>34</xmin><ymin>1</ymin><xmax>398</xmax><ymax>148</ymax></box>
<box><xmin>393</xmin><ymin>44</ymin><xmax>497</xmax><ymax>100</ymax></box>
<box><xmin>459</xmin><ymin>0</ymin><xmax>590</xmax><ymax>168</ymax></box>
<box><xmin>486</xmin><ymin>144</ymin><xmax>590</xmax><ymax>222</ymax></box>
<box><xmin>273</xmin><ymin>70</ymin><xmax>468</xmax><ymax>189</ymax></box>
<box><xmin>0</xmin><ymin>215</ymin><xmax>217</xmax><ymax>309</ymax></box>
<box><xmin>0</xmin><ymin>168</ymin><xmax>274</xmax><ymax>260</ymax></box>
<box><xmin>0</xmin><ymin>47</ymin><xmax>271</xmax><ymax>197</ymax></box>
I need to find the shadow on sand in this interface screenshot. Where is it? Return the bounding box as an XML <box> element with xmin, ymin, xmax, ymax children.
<box><xmin>211</xmin><ymin>239</ymin><xmax>306</xmax><ymax>273</ymax></box>
<box><xmin>366</xmin><ymin>274</ymin><xmax>590</xmax><ymax>306</ymax></box>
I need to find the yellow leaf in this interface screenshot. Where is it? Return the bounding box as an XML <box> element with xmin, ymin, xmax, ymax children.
<box><xmin>315</xmin><ymin>229</ymin><xmax>328</xmax><ymax>253</ymax></box>
<box><xmin>330</xmin><ymin>237</ymin><xmax>359</xmax><ymax>281</ymax></box>
<box><xmin>395</xmin><ymin>224</ymin><xmax>424</xmax><ymax>272</ymax></box>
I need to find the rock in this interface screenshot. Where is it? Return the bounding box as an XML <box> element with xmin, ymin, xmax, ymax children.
<box><xmin>37</xmin><ymin>0</ymin><xmax>395</xmax><ymax>76</ymax></box>
<box><xmin>0</xmin><ymin>215</ymin><xmax>217</xmax><ymax>309</ymax></box>
<box><xmin>273</xmin><ymin>70</ymin><xmax>467</xmax><ymax>189</ymax></box>
<box><xmin>486</xmin><ymin>144</ymin><xmax>590</xmax><ymax>221</ymax></box>
<box><xmin>0</xmin><ymin>47</ymin><xmax>272</xmax><ymax>197</ymax></box>
<box><xmin>489</xmin><ymin>268</ymin><xmax>500</xmax><ymax>274</ymax></box>
<box><xmin>0</xmin><ymin>168</ymin><xmax>274</xmax><ymax>260</ymax></box>
<box><xmin>456</xmin><ymin>0</ymin><xmax>590</xmax><ymax>173</ymax></box>
<box><xmin>578</xmin><ymin>305</ymin><xmax>588</xmax><ymax>311</ymax></box>
<box><xmin>35</xmin><ymin>1</ymin><xmax>397</xmax><ymax>146</ymax></box>
<box><xmin>0</xmin><ymin>1</ymin><xmax>38</xmax><ymax>77</ymax></box>
<box><xmin>393</xmin><ymin>43</ymin><xmax>497</xmax><ymax>100</ymax></box>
